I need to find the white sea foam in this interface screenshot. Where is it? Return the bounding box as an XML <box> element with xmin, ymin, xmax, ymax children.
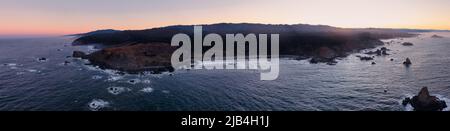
<box><xmin>73</xmin><ymin>57</ymin><xmax>86</xmax><ymax>62</ymax></box>
<box><xmin>404</xmin><ymin>103</ymin><xmax>414</xmax><ymax>111</ymax></box>
<box><xmin>88</xmin><ymin>99</ymin><xmax>110</xmax><ymax>111</ymax></box>
<box><xmin>141</xmin><ymin>71</ymin><xmax>153</xmax><ymax>76</ymax></box>
<box><xmin>82</xmin><ymin>64</ymin><xmax>125</xmax><ymax>81</ymax></box>
<box><xmin>4</xmin><ymin>63</ymin><xmax>21</xmax><ymax>70</ymax></box>
<box><xmin>127</xmin><ymin>79</ymin><xmax>141</xmax><ymax>84</ymax></box>
<box><xmin>195</xmin><ymin>58</ymin><xmax>267</xmax><ymax>70</ymax></box>
<box><xmin>401</xmin><ymin>94</ymin><xmax>414</xmax><ymax>111</ymax></box>
<box><xmin>27</xmin><ymin>69</ymin><xmax>39</xmax><ymax>73</ymax></box>
<box><xmin>82</xmin><ymin>59</ymin><xmax>90</xmax><ymax>64</ymax></box>
<box><xmin>107</xmin><ymin>86</ymin><xmax>130</xmax><ymax>95</ymax></box>
<box><xmin>84</xmin><ymin>65</ymin><xmax>101</xmax><ymax>71</ymax></box>
<box><xmin>434</xmin><ymin>94</ymin><xmax>450</xmax><ymax>111</ymax></box>
<box><xmin>87</xmin><ymin>45</ymin><xmax>99</xmax><ymax>52</ymax></box>
<box><xmin>4</xmin><ymin>63</ymin><xmax>17</xmax><ymax>66</ymax></box>
<box><xmin>142</xmin><ymin>79</ymin><xmax>151</xmax><ymax>84</ymax></box>
<box><xmin>107</xmin><ymin>75</ymin><xmax>123</xmax><ymax>81</ymax></box>
<box><xmin>141</xmin><ymin>87</ymin><xmax>154</xmax><ymax>93</ymax></box>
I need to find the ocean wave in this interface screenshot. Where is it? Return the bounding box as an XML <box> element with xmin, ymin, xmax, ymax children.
<box><xmin>82</xmin><ymin>64</ymin><xmax>126</xmax><ymax>81</ymax></box>
<box><xmin>27</xmin><ymin>69</ymin><xmax>39</xmax><ymax>73</ymax></box>
<box><xmin>3</xmin><ymin>63</ymin><xmax>21</xmax><ymax>70</ymax></box>
<box><xmin>88</xmin><ymin>99</ymin><xmax>110</xmax><ymax>111</ymax></box>
<box><xmin>3</xmin><ymin>63</ymin><xmax>17</xmax><ymax>66</ymax></box>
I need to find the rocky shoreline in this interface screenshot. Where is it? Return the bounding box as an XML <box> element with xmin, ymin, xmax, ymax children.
<box><xmin>72</xmin><ymin>23</ymin><xmax>417</xmax><ymax>74</ymax></box>
<box><xmin>73</xmin><ymin>43</ymin><xmax>175</xmax><ymax>74</ymax></box>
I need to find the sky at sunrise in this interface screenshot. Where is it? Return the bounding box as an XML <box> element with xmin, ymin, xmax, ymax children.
<box><xmin>1</xmin><ymin>0</ymin><xmax>449</xmax><ymax>37</ymax></box>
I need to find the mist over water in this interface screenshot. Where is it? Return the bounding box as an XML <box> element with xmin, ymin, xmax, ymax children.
<box><xmin>0</xmin><ymin>32</ymin><xmax>449</xmax><ymax>111</ymax></box>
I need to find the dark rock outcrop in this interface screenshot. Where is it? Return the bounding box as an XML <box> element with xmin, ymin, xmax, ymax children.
<box><xmin>38</xmin><ymin>57</ymin><xmax>47</xmax><ymax>62</ymax></box>
<box><xmin>365</xmin><ymin>47</ymin><xmax>389</xmax><ymax>56</ymax></box>
<box><xmin>318</xmin><ymin>47</ymin><xmax>337</xmax><ymax>59</ymax></box>
<box><xmin>86</xmin><ymin>43</ymin><xmax>176</xmax><ymax>74</ymax></box>
<box><xmin>403</xmin><ymin>87</ymin><xmax>447</xmax><ymax>111</ymax></box>
<box><xmin>402</xmin><ymin>42</ymin><xmax>414</xmax><ymax>46</ymax></box>
<box><xmin>73</xmin><ymin>51</ymin><xmax>87</xmax><ymax>59</ymax></box>
<box><xmin>431</xmin><ymin>34</ymin><xmax>444</xmax><ymax>38</ymax></box>
<box><xmin>309</xmin><ymin>46</ymin><xmax>339</xmax><ymax>64</ymax></box>
<box><xmin>309</xmin><ymin>57</ymin><xmax>336</xmax><ymax>64</ymax></box>
<box><xmin>309</xmin><ymin>58</ymin><xmax>319</xmax><ymax>64</ymax></box>
<box><xmin>380</xmin><ymin>47</ymin><xmax>389</xmax><ymax>55</ymax></box>
<box><xmin>402</xmin><ymin>97</ymin><xmax>411</xmax><ymax>106</ymax></box>
<box><xmin>382</xmin><ymin>50</ymin><xmax>388</xmax><ymax>55</ymax></box>
<box><xmin>64</xmin><ymin>61</ymin><xmax>71</xmax><ymax>65</ymax></box>
<box><xmin>365</xmin><ymin>49</ymin><xmax>382</xmax><ymax>55</ymax></box>
<box><xmin>403</xmin><ymin>58</ymin><xmax>412</xmax><ymax>65</ymax></box>
<box><xmin>356</xmin><ymin>55</ymin><xmax>374</xmax><ymax>61</ymax></box>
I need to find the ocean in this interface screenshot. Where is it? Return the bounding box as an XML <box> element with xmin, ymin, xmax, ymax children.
<box><xmin>0</xmin><ymin>32</ymin><xmax>449</xmax><ymax>111</ymax></box>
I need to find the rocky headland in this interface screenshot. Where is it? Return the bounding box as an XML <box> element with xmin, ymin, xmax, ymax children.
<box><xmin>72</xmin><ymin>23</ymin><xmax>417</xmax><ymax>73</ymax></box>
<box><xmin>73</xmin><ymin>43</ymin><xmax>175</xmax><ymax>74</ymax></box>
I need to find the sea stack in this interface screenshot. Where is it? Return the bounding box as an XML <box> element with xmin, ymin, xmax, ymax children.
<box><xmin>403</xmin><ymin>58</ymin><xmax>412</xmax><ymax>65</ymax></box>
<box><xmin>402</xmin><ymin>87</ymin><xmax>447</xmax><ymax>111</ymax></box>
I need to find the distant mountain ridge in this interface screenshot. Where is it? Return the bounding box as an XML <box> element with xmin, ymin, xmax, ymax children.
<box><xmin>72</xmin><ymin>23</ymin><xmax>418</xmax><ymax>45</ymax></box>
<box><xmin>68</xmin><ymin>29</ymin><xmax>120</xmax><ymax>37</ymax></box>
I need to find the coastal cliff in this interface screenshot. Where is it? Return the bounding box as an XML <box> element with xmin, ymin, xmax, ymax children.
<box><xmin>76</xmin><ymin>43</ymin><xmax>176</xmax><ymax>74</ymax></box>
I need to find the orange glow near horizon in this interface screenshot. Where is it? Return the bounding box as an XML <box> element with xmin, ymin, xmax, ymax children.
<box><xmin>1</xmin><ymin>0</ymin><xmax>449</xmax><ymax>36</ymax></box>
